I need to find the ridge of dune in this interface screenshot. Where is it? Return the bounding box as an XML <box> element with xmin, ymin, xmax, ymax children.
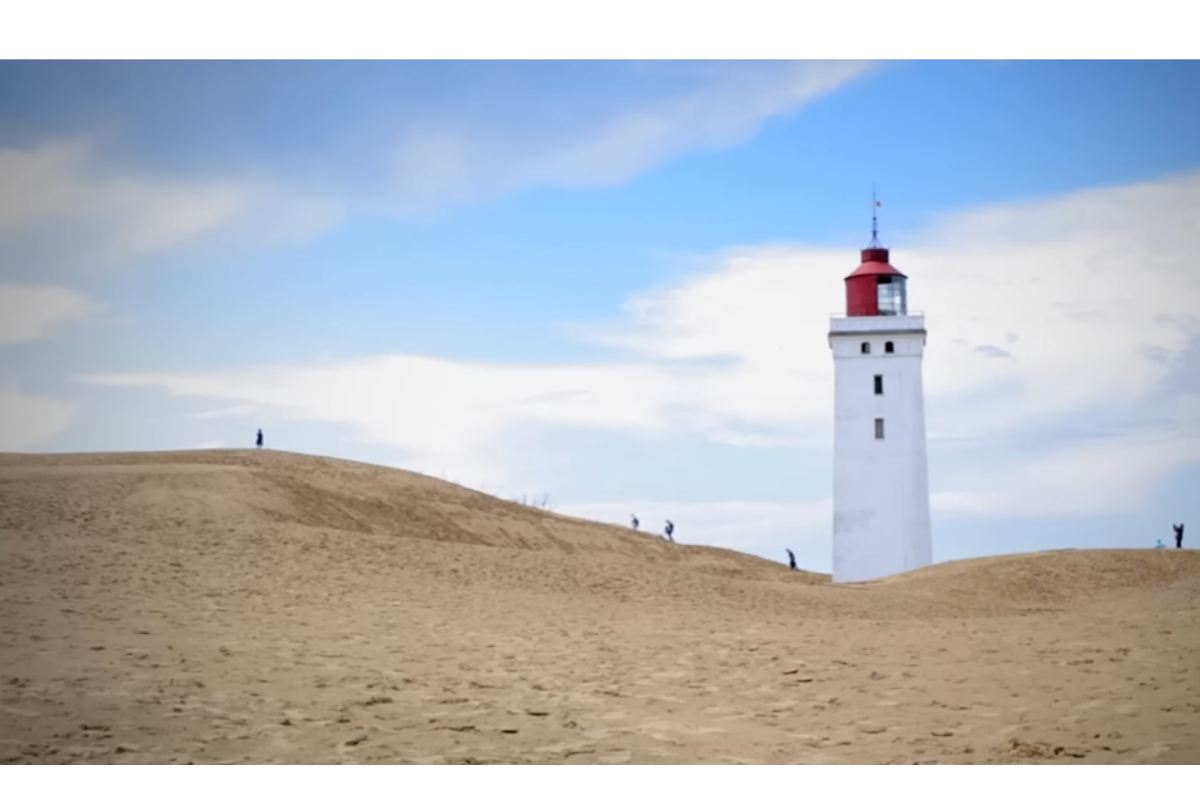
<box><xmin>2</xmin><ymin>448</ymin><xmax>1198</xmax><ymax>764</ymax></box>
<box><xmin>0</xmin><ymin>448</ymin><xmax>774</xmax><ymax>556</ymax></box>
<box><xmin>0</xmin><ymin>448</ymin><xmax>827</xmax><ymax>587</ymax></box>
<box><xmin>3</xmin><ymin>448</ymin><xmax>1194</xmax><ymax>602</ymax></box>
<box><xmin>875</xmin><ymin>548</ymin><xmax>1200</xmax><ymax>605</ymax></box>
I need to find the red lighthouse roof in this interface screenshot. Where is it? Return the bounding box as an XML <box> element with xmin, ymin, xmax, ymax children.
<box><xmin>844</xmin><ymin>247</ymin><xmax>909</xmax><ymax>317</ymax></box>
<box><xmin>847</xmin><ymin>247</ymin><xmax>906</xmax><ymax>280</ymax></box>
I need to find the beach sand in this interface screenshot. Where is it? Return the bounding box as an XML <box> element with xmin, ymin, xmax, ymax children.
<box><xmin>2</xmin><ymin>449</ymin><xmax>1197</xmax><ymax>764</ymax></box>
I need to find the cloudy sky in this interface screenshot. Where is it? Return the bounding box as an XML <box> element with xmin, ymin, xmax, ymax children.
<box><xmin>2</xmin><ymin>60</ymin><xmax>1198</xmax><ymax>570</ymax></box>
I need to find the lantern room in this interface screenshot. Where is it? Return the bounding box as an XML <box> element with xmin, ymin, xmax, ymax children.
<box><xmin>845</xmin><ymin>246</ymin><xmax>907</xmax><ymax>317</ymax></box>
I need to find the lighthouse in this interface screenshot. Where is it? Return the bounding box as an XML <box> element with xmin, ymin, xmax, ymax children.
<box><xmin>828</xmin><ymin>208</ymin><xmax>932</xmax><ymax>583</ymax></box>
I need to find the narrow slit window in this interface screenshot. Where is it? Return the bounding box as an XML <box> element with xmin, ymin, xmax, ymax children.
<box><xmin>874</xmin><ymin>374</ymin><xmax>883</xmax><ymax>395</ymax></box>
<box><xmin>885</xmin><ymin>341</ymin><xmax>895</xmax><ymax>354</ymax></box>
<box><xmin>874</xmin><ymin>418</ymin><xmax>885</xmax><ymax>439</ymax></box>
<box><xmin>861</xmin><ymin>341</ymin><xmax>871</xmax><ymax>354</ymax></box>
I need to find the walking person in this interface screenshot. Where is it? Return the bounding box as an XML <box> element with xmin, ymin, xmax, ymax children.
<box><xmin>786</xmin><ymin>548</ymin><xmax>797</xmax><ymax>571</ymax></box>
<box><xmin>1174</xmin><ymin>523</ymin><xmax>1185</xmax><ymax>549</ymax></box>
<box><xmin>664</xmin><ymin>519</ymin><xmax>674</xmax><ymax>543</ymax></box>
<box><xmin>255</xmin><ymin>428</ymin><xmax>264</xmax><ymax>450</ymax></box>
<box><xmin>630</xmin><ymin>514</ymin><xmax>639</xmax><ymax>532</ymax></box>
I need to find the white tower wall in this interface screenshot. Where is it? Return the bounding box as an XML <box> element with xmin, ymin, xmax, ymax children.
<box><xmin>829</xmin><ymin>314</ymin><xmax>932</xmax><ymax>582</ymax></box>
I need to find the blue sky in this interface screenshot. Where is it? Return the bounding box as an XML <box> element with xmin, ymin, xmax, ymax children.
<box><xmin>2</xmin><ymin>60</ymin><xmax>1199</xmax><ymax>571</ymax></box>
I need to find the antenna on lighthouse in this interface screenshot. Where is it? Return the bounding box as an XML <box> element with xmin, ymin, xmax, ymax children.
<box><xmin>869</xmin><ymin>186</ymin><xmax>882</xmax><ymax>247</ymax></box>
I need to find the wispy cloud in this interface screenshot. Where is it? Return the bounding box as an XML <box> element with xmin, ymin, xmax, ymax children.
<box><xmin>1</xmin><ymin>64</ymin><xmax>870</xmax><ymax>266</ymax></box>
<box><xmin>0</xmin><ymin>139</ymin><xmax>337</xmax><ymax>267</ymax></box>
<box><xmin>932</xmin><ymin>423</ymin><xmax>1200</xmax><ymax>517</ymax></box>
<box><xmin>191</xmin><ymin>404</ymin><xmax>262</xmax><ymax>421</ymax></box>
<box><xmin>0</xmin><ymin>283</ymin><xmax>101</xmax><ymax>344</ymax></box>
<box><xmin>386</xmin><ymin>62</ymin><xmax>872</xmax><ymax>214</ymax></box>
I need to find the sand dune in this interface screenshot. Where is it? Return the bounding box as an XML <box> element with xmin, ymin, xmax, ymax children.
<box><xmin>2</xmin><ymin>449</ymin><xmax>1197</xmax><ymax>763</ymax></box>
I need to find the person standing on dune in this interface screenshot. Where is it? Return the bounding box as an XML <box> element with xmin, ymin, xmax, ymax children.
<box><xmin>256</xmin><ymin>429</ymin><xmax>264</xmax><ymax>450</ymax></box>
<box><xmin>786</xmin><ymin>549</ymin><xmax>797</xmax><ymax>571</ymax></box>
<box><xmin>664</xmin><ymin>519</ymin><xmax>674</xmax><ymax>543</ymax></box>
<box><xmin>631</xmin><ymin>514</ymin><xmax>639</xmax><ymax>531</ymax></box>
<box><xmin>1174</xmin><ymin>523</ymin><xmax>1185</xmax><ymax>549</ymax></box>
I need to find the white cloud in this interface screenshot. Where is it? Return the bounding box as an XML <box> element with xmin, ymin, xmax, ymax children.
<box><xmin>0</xmin><ymin>387</ymin><xmax>73</xmax><ymax>450</ymax></box>
<box><xmin>932</xmin><ymin>424</ymin><xmax>1200</xmax><ymax>517</ymax></box>
<box><xmin>0</xmin><ymin>283</ymin><xmax>101</xmax><ymax>344</ymax></box>
<box><xmin>387</xmin><ymin>62</ymin><xmax>872</xmax><ymax>214</ymax></box>
<box><xmin>84</xmin><ymin>355</ymin><xmax>739</xmax><ymax>490</ymax></box>
<box><xmin>0</xmin><ymin>139</ymin><xmax>336</xmax><ymax>264</ymax></box>
<box><xmin>191</xmin><ymin>404</ymin><xmax>261</xmax><ymax>420</ymax></box>
<box><xmin>82</xmin><ymin>171</ymin><xmax>1200</xmax><ymax>514</ymax></box>
<box><xmin>586</xmin><ymin>172</ymin><xmax>1200</xmax><ymax>444</ymax></box>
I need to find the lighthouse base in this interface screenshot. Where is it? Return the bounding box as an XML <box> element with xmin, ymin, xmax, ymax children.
<box><xmin>833</xmin><ymin>507</ymin><xmax>932</xmax><ymax>583</ymax></box>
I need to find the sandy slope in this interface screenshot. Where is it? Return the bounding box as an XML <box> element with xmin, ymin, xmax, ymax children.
<box><xmin>1</xmin><ymin>449</ymin><xmax>1197</xmax><ymax>764</ymax></box>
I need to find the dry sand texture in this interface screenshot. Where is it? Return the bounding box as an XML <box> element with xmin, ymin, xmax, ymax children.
<box><xmin>1</xmin><ymin>450</ymin><xmax>1198</xmax><ymax>764</ymax></box>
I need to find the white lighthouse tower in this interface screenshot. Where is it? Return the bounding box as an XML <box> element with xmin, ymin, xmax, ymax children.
<box><xmin>828</xmin><ymin>208</ymin><xmax>932</xmax><ymax>583</ymax></box>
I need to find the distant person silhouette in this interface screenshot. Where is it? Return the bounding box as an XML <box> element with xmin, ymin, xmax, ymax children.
<box><xmin>255</xmin><ymin>429</ymin><xmax>264</xmax><ymax>450</ymax></box>
<box><xmin>630</xmin><ymin>514</ymin><xmax>639</xmax><ymax>531</ymax></box>
<box><xmin>664</xmin><ymin>519</ymin><xmax>674</xmax><ymax>543</ymax></box>
<box><xmin>1174</xmin><ymin>523</ymin><xmax>1185</xmax><ymax>549</ymax></box>
<box><xmin>786</xmin><ymin>548</ymin><xmax>797</xmax><ymax>571</ymax></box>
<box><xmin>1155</xmin><ymin>538</ymin><xmax>1166</xmax><ymax>550</ymax></box>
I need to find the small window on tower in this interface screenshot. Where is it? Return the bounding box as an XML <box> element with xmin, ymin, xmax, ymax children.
<box><xmin>861</xmin><ymin>342</ymin><xmax>871</xmax><ymax>354</ymax></box>
<box><xmin>885</xmin><ymin>341</ymin><xmax>895</xmax><ymax>353</ymax></box>
<box><xmin>874</xmin><ymin>418</ymin><xmax>885</xmax><ymax>439</ymax></box>
<box><xmin>874</xmin><ymin>374</ymin><xmax>883</xmax><ymax>395</ymax></box>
